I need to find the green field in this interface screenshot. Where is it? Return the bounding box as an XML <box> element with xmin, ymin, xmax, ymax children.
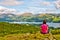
<box><xmin>0</xmin><ymin>22</ymin><xmax>60</xmax><ymax>40</ymax></box>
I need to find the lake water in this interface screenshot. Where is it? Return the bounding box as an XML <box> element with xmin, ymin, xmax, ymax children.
<box><xmin>10</xmin><ymin>22</ymin><xmax>60</xmax><ymax>28</ymax></box>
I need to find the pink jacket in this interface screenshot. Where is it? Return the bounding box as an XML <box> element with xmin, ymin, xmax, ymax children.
<box><xmin>41</xmin><ymin>24</ymin><xmax>48</xmax><ymax>34</ymax></box>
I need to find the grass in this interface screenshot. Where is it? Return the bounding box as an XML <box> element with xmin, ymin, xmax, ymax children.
<box><xmin>0</xmin><ymin>31</ymin><xmax>59</xmax><ymax>40</ymax></box>
<box><xmin>0</xmin><ymin>22</ymin><xmax>40</xmax><ymax>37</ymax></box>
<box><xmin>0</xmin><ymin>22</ymin><xmax>60</xmax><ymax>40</ymax></box>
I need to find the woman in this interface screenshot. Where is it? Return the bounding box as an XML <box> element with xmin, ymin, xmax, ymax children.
<box><xmin>41</xmin><ymin>19</ymin><xmax>49</xmax><ymax>34</ymax></box>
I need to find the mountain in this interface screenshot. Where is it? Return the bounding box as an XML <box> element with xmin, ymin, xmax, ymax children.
<box><xmin>20</xmin><ymin>13</ymin><xmax>33</xmax><ymax>17</ymax></box>
<box><xmin>0</xmin><ymin>13</ymin><xmax>16</xmax><ymax>22</ymax></box>
<box><xmin>0</xmin><ymin>12</ymin><xmax>60</xmax><ymax>22</ymax></box>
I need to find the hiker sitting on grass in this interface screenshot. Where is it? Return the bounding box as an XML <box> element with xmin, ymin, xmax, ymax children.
<box><xmin>41</xmin><ymin>19</ymin><xmax>49</xmax><ymax>34</ymax></box>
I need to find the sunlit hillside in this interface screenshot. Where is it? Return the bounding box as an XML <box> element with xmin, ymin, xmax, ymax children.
<box><xmin>0</xmin><ymin>22</ymin><xmax>60</xmax><ymax>40</ymax></box>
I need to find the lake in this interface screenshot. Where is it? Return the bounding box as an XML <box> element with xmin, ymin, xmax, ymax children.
<box><xmin>9</xmin><ymin>22</ymin><xmax>60</xmax><ymax>28</ymax></box>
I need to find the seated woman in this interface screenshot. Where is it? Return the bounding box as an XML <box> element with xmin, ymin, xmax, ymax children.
<box><xmin>41</xmin><ymin>19</ymin><xmax>49</xmax><ymax>34</ymax></box>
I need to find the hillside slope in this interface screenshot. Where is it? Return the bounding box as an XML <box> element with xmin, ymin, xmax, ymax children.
<box><xmin>0</xmin><ymin>22</ymin><xmax>59</xmax><ymax>40</ymax></box>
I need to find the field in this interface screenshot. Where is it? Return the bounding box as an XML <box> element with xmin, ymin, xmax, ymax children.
<box><xmin>0</xmin><ymin>22</ymin><xmax>60</xmax><ymax>40</ymax></box>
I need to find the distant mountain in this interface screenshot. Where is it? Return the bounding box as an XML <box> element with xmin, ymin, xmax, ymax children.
<box><xmin>0</xmin><ymin>12</ymin><xmax>60</xmax><ymax>22</ymax></box>
<box><xmin>0</xmin><ymin>13</ymin><xmax>16</xmax><ymax>22</ymax></box>
<box><xmin>20</xmin><ymin>13</ymin><xmax>33</xmax><ymax>17</ymax></box>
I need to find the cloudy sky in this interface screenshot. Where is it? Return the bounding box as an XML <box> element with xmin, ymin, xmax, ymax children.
<box><xmin>0</xmin><ymin>0</ymin><xmax>60</xmax><ymax>14</ymax></box>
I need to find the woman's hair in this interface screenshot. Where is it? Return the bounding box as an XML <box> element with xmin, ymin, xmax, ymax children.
<box><xmin>43</xmin><ymin>19</ymin><xmax>46</xmax><ymax>24</ymax></box>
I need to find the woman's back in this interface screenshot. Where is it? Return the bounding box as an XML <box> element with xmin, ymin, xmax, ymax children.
<box><xmin>41</xmin><ymin>24</ymin><xmax>48</xmax><ymax>34</ymax></box>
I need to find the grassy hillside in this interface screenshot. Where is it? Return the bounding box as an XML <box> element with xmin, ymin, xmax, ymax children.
<box><xmin>0</xmin><ymin>22</ymin><xmax>60</xmax><ymax>40</ymax></box>
<box><xmin>0</xmin><ymin>22</ymin><xmax>40</xmax><ymax>37</ymax></box>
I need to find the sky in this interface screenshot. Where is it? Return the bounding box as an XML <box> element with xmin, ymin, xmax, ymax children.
<box><xmin>0</xmin><ymin>0</ymin><xmax>60</xmax><ymax>14</ymax></box>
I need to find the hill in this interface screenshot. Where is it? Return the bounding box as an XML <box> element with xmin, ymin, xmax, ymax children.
<box><xmin>0</xmin><ymin>13</ymin><xmax>60</xmax><ymax>22</ymax></box>
<box><xmin>0</xmin><ymin>22</ymin><xmax>60</xmax><ymax>40</ymax></box>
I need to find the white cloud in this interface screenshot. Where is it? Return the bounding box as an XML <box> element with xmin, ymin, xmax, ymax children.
<box><xmin>23</xmin><ymin>7</ymin><xmax>48</xmax><ymax>14</ymax></box>
<box><xmin>0</xmin><ymin>0</ymin><xmax>24</xmax><ymax>6</ymax></box>
<box><xmin>41</xmin><ymin>2</ymin><xmax>51</xmax><ymax>6</ymax></box>
<box><xmin>31</xmin><ymin>0</ymin><xmax>52</xmax><ymax>6</ymax></box>
<box><xmin>23</xmin><ymin>6</ymin><xmax>60</xmax><ymax>14</ymax></box>
<box><xmin>0</xmin><ymin>6</ymin><xmax>16</xmax><ymax>14</ymax></box>
<box><xmin>54</xmin><ymin>0</ymin><xmax>60</xmax><ymax>9</ymax></box>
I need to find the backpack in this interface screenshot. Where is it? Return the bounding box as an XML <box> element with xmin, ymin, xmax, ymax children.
<box><xmin>41</xmin><ymin>24</ymin><xmax>48</xmax><ymax>34</ymax></box>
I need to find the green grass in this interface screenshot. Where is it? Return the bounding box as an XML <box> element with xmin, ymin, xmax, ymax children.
<box><xmin>0</xmin><ymin>22</ymin><xmax>60</xmax><ymax>40</ymax></box>
<box><xmin>0</xmin><ymin>22</ymin><xmax>40</xmax><ymax>37</ymax></box>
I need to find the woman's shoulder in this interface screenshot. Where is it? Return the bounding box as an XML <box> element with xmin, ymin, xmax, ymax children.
<box><xmin>41</xmin><ymin>24</ymin><xmax>48</xmax><ymax>26</ymax></box>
